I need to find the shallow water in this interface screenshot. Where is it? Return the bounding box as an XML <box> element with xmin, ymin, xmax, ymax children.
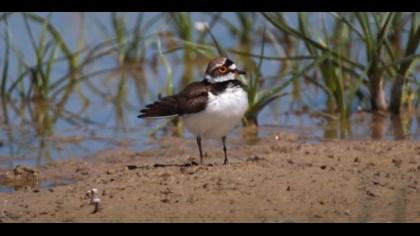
<box><xmin>1</xmin><ymin>110</ymin><xmax>418</xmax><ymax>171</ymax></box>
<box><xmin>0</xmin><ymin>178</ymin><xmax>77</xmax><ymax>193</ymax></box>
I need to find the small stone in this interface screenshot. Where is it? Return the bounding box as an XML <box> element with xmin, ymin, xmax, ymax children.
<box><xmin>392</xmin><ymin>159</ymin><xmax>402</xmax><ymax>168</ymax></box>
<box><xmin>126</xmin><ymin>165</ymin><xmax>138</xmax><ymax>170</ymax></box>
<box><xmin>246</xmin><ymin>156</ymin><xmax>262</xmax><ymax>162</ymax></box>
<box><xmin>366</xmin><ymin>190</ymin><xmax>376</xmax><ymax>197</ymax></box>
<box><xmin>161</xmin><ymin>198</ymin><xmax>170</xmax><ymax>203</ymax></box>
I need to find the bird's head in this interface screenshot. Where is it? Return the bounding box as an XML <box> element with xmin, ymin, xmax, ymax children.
<box><xmin>204</xmin><ymin>57</ymin><xmax>246</xmax><ymax>83</ymax></box>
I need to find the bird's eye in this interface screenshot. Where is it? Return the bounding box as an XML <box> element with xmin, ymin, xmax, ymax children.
<box><xmin>217</xmin><ymin>66</ymin><xmax>228</xmax><ymax>73</ymax></box>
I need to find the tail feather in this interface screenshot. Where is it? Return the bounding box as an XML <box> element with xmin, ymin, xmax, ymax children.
<box><xmin>138</xmin><ymin>95</ymin><xmax>180</xmax><ymax>119</ymax></box>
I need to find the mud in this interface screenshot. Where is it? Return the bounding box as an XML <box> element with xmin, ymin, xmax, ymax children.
<box><xmin>0</xmin><ymin>132</ymin><xmax>420</xmax><ymax>222</ymax></box>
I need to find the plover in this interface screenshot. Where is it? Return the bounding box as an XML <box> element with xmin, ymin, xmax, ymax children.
<box><xmin>138</xmin><ymin>57</ymin><xmax>248</xmax><ymax>165</ymax></box>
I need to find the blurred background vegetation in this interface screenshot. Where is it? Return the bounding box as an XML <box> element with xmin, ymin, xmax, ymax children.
<box><xmin>0</xmin><ymin>12</ymin><xmax>419</xmax><ymax>167</ymax></box>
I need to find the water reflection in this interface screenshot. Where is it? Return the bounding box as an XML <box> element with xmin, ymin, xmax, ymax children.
<box><xmin>390</xmin><ymin>112</ymin><xmax>415</xmax><ymax>140</ymax></box>
<box><xmin>371</xmin><ymin>112</ymin><xmax>387</xmax><ymax>140</ymax></box>
<box><xmin>369</xmin><ymin>111</ymin><xmax>418</xmax><ymax>140</ymax></box>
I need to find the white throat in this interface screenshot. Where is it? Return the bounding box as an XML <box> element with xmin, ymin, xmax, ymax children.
<box><xmin>205</xmin><ymin>73</ymin><xmax>236</xmax><ymax>83</ymax></box>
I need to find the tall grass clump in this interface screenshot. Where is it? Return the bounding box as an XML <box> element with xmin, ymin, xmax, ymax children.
<box><xmin>241</xmin><ymin>27</ymin><xmax>298</xmax><ymax>127</ymax></box>
<box><xmin>388</xmin><ymin>13</ymin><xmax>420</xmax><ymax>114</ymax></box>
<box><xmin>262</xmin><ymin>12</ymin><xmax>420</xmax><ymax>119</ymax></box>
<box><xmin>93</xmin><ymin>13</ymin><xmax>163</xmax><ymax>126</ymax></box>
<box><xmin>166</xmin><ymin>13</ymin><xmax>196</xmax><ymax>86</ymax></box>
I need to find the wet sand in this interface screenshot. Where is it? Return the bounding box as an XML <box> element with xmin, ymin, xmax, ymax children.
<box><xmin>1</xmin><ymin>132</ymin><xmax>420</xmax><ymax>223</ymax></box>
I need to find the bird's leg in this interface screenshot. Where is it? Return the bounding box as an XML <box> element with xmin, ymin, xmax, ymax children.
<box><xmin>222</xmin><ymin>136</ymin><xmax>228</xmax><ymax>165</ymax></box>
<box><xmin>196</xmin><ymin>136</ymin><xmax>203</xmax><ymax>165</ymax></box>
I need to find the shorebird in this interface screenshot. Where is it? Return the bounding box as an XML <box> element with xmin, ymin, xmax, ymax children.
<box><xmin>138</xmin><ymin>57</ymin><xmax>248</xmax><ymax>165</ymax></box>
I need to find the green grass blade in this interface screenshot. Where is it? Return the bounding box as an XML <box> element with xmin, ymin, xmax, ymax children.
<box><xmin>1</xmin><ymin>21</ymin><xmax>10</xmax><ymax>99</ymax></box>
<box><xmin>399</xmin><ymin>15</ymin><xmax>420</xmax><ymax>77</ymax></box>
<box><xmin>156</xmin><ymin>36</ymin><xmax>173</xmax><ymax>96</ymax></box>
<box><xmin>262</xmin><ymin>12</ymin><xmax>364</xmax><ymax>70</ymax></box>
<box><xmin>204</xmin><ymin>25</ymin><xmax>227</xmax><ymax>57</ymax></box>
<box><xmin>24</xmin><ymin>12</ymin><xmax>75</xmax><ymax>68</ymax></box>
<box><xmin>257</xmin><ymin>26</ymin><xmax>267</xmax><ymax>74</ymax></box>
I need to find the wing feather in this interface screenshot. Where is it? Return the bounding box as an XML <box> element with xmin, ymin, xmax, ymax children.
<box><xmin>138</xmin><ymin>81</ymin><xmax>210</xmax><ymax>119</ymax></box>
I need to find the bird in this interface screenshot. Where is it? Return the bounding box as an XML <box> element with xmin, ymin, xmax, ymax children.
<box><xmin>138</xmin><ymin>57</ymin><xmax>248</xmax><ymax>165</ymax></box>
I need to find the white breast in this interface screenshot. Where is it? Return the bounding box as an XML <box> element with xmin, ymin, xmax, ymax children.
<box><xmin>183</xmin><ymin>86</ymin><xmax>248</xmax><ymax>138</ymax></box>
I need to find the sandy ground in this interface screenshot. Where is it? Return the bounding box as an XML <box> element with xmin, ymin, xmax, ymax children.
<box><xmin>1</xmin><ymin>132</ymin><xmax>420</xmax><ymax>223</ymax></box>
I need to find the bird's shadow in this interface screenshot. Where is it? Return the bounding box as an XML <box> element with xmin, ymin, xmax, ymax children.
<box><xmin>153</xmin><ymin>161</ymin><xmax>200</xmax><ymax>168</ymax></box>
<box><xmin>125</xmin><ymin>161</ymin><xmax>214</xmax><ymax>170</ymax></box>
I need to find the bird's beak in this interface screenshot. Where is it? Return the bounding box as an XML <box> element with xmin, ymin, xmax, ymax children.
<box><xmin>235</xmin><ymin>69</ymin><xmax>246</xmax><ymax>75</ymax></box>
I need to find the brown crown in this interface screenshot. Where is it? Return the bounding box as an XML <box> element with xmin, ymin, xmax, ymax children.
<box><xmin>205</xmin><ymin>57</ymin><xmax>229</xmax><ymax>75</ymax></box>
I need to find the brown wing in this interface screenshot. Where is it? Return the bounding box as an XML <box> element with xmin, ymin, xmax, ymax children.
<box><xmin>177</xmin><ymin>82</ymin><xmax>210</xmax><ymax>114</ymax></box>
<box><xmin>138</xmin><ymin>81</ymin><xmax>210</xmax><ymax>119</ymax></box>
<box><xmin>138</xmin><ymin>95</ymin><xmax>180</xmax><ymax>118</ymax></box>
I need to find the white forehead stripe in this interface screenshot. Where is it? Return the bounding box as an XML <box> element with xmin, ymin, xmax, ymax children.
<box><xmin>229</xmin><ymin>64</ymin><xmax>236</xmax><ymax>70</ymax></box>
